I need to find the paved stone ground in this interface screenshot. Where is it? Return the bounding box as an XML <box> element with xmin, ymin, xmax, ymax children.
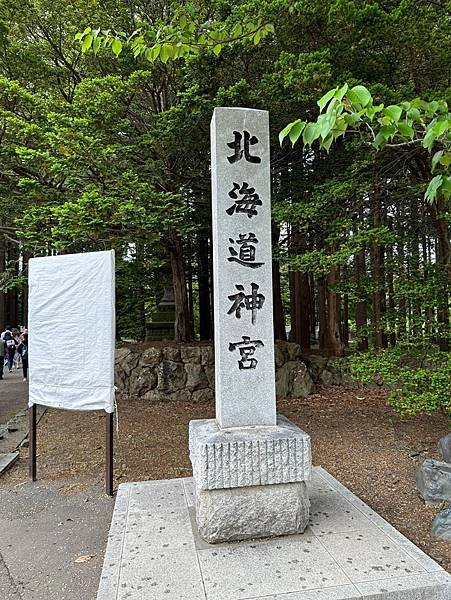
<box><xmin>0</xmin><ymin>368</ymin><xmax>28</xmax><ymax>425</ymax></box>
<box><xmin>0</xmin><ymin>481</ymin><xmax>114</xmax><ymax>600</ymax></box>
<box><xmin>97</xmin><ymin>468</ymin><xmax>451</xmax><ymax>600</ymax></box>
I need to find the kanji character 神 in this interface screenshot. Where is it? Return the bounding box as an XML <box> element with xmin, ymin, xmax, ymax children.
<box><xmin>229</xmin><ymin>336</ymin><xmax>264</xmax><ymax>370</ymax></box>
<box><xmin>227</xmin><ymin>282</ymin><xmax>265</xmax><ymax>325</ymax></box>
<box><xmin>226</xmin><ymin>182</ymin><xmax>262</xmax><ymax>218</ymax></box>
<box><xmin>228</xmin><ymin>233</ymin><xmax>264</xmax><ymax>269</ymax></box>
<box><xmin>227</xmin><ymin>130</ymin><xmax>261</xmax><ymax>164</ymax></box>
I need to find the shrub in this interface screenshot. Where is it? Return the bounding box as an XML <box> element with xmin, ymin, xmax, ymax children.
<box><xmin>341</xmin><ymin>346</ymin><xmax>451</xmax><ymax>418</ymax></box>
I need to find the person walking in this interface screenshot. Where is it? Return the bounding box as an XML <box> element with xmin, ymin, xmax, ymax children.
<box><xmin>17</xmin><ymin>332</ymin><xmax>28</xmax><ymax>381</ymax></box>
<box><xmin>12</xmin><ymin>328</ymin><xmax>22</xmax><ymax>370</ymax></box>
<box><xmin>1</xmin><ymin>326</ymin><xmax>16</xmax><ymax>373</ymax></box>
<box><xmin>0</xmin><ymin>332</ymin><xmax>4</xmax><ymax>380</ymax></box>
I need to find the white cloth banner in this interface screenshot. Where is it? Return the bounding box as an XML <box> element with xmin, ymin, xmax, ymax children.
<box><xmin>28</xmin><ymin>250</ymin><xmax>115</xmax><ymax>412</ymax></box>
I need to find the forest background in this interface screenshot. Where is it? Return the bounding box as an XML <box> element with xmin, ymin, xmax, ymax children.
<box><xmin>0</xmin><ymin>0</ymin><xmax>450</xmax><ymax>416</ymax></box>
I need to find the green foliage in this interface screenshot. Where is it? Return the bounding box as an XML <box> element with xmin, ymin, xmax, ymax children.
<box><xmin>77</xmin><ymin>8</ymin><xmax>274</xmax><ymax>62</ymax></box>
<box><xmin>280</xmin><ymin>86</ymin><xmax>451</xmax><ymax>203</ymax></box>
<box><xmin>343</xmin><ymin>347</ymin><xmax>451</xmax><ymax>417</ymax></box>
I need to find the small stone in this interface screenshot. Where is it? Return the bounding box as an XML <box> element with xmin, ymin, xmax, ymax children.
<box><xmin>162</xmin><ymin>346</ymin><xmax>181</xmax><ymax>362</ymax></box>
<box><xmin>181</xmin><ymin>347</ymin><xmax>202</xmax><ymax>364</ymax></box>
<box><xmin>416</xmin><ymin>459</ymin><xmax>451</xmax><ymax>503</ymax></box>
<box><xmin>141</xmin><ymin>347</ymin><xmax>162</xmax><ymax>365</ymax></box>
<box><xmin>438</xmin><ymin>433</ymin><xmax>451</xmax><ymax>463</ymax></box>
<box><xmin>286</xmin><ymin>342</ymin><xmax>303</xmax><ymax>361</ymax></box>
<box><xmin>432</xmin><ymin>506</ymin><xmax>451</xmax><ymax>540</ymax></box>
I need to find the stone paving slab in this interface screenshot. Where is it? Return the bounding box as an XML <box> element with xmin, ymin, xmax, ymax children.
<box><xmin>97</xmin><ymin>467</ymin><xmax>451</xmax><ymax>600</ymax></box>
<box><xmin>0</xmin><ymin>452</ymin><xmax>19</xmax><ymax>475</ymax></box>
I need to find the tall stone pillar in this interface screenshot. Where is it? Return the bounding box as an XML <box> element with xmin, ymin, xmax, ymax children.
<box><xmin>189</xmin><ymin>107</ymin><xmax>311</xmax><ymax>543</ymax></box>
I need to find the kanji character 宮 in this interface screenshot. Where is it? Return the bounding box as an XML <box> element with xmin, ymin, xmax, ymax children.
<box><xmin>227</xmin><ymin>130</ymin><xmax>261</xmax><ymax>164</ymax></box>
<box><xmin>228</xmin><ymin>233</ymin><xmax>264</xmax><ymax>269</ymax></box>
<box><xmin>227</xmin><ymin>282</ymin><xmax>265</xmax><ymax>325</ymax></box>
<box><xmin>229</xmin><ymin>336</ymin><xmax>264</xmax><ymax>370</ymax></box>
<box><xmin>226</xmin><ymin>182</ymin><xmax>262</xmax><ymax>218</ymax></box>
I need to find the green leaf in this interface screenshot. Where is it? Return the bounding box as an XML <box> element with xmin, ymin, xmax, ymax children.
<box><xmin>432</xmin><ymin>151</ymin><xmax>443</xmax><ymax>172</ymax></box>
<box><xmin>343</xmin><ymin>112</ymin><xmax>361</xmax><ymax>126</ymax></box>
<box><xmin>407</xmin><ymin>108</ymin><xmax>421</xmax><ymax>122</ymax></box>
<box><xmin>317</xmin><ymin>87</ymin><xmax>337</xmax><ymax>112</ymax></box>
<box><xmin>424</xmin><ymin>174</ymin><xmax>443</xmax><ymax>202</ymax></box>
<box><xmin>288</xmin><ymin>120</ymin><xmax>306</xmax><ymax>145</ymax></box>
<box><xmin>423</xmin><ymin>128</ymin><xmax>436</xmax><ymax>150</ymax></box>
<box><xmin>179</xmin><ymin>15</ymin><xmax>187</xmax><ymax>30</ymax></box>
<box><xmin>441</xmin><ymin>176</ymin><xmax>451</xmax><ymax>199</ymax></box>
<box><xmin>111</xmin><ymin>38</ymin><xmax>122</xmax><ymax>57</ymax></box>
<box><xmin>81</xmin><ymin>34</ymin><xmax>93</xmax><ymax>53</ymax></box>
<box><xmin>384</xmin><ymin>105</ymin><xmax>402</xmax><ymax>123</ymax></box>
<box><xmin>160</xmin><ymin>44</ymin><xmax>172</xmax><ymax>63</ymax></box>
<box><xmin>212</xmin><ymin>44</ymin><xmax>222</xmax><ymax>56</ymax></box>
<box><xmin>151</xmin><ymin>45</ymin><xmax>161</xmax><ymax>60</ymax></box>
<box><xmin>334</xmin><ymin>83</ymin><xmax>348</xmax><ymax>101</ymax></box>
<box><xmin>93</xmin><ymin>37</ymin><xmax>101</xmax><ymax>55</ymax></box>
<box><xmin>322</xmin><ymin>132</ymin><xmax>334</xmax><ymax>152</ymax></box>
<box><xmin>432</xmin><ymin>118</ymin><xmax>449</xmax><ymax>137</ymax></box>
<box><xmin>398</xmin><ymin>121</ymin><xmax>414</xmax><ymax>139</ymax></box>
<box><xmin>303</xmin><ymin>122</ymin><xmax>320</xmax><ymax>145</ymax></box>
<box><xmin>279</xmin><ymin>122</ymin><xmax>294</xmax><ymax>145</ymax></box>
<box><xmin>374</xmin><ymin>131</ymin><xmax>389</xmax><ymax>149</ymax></box>
<box><xmin>348</xmin><ymin>85</ymin><xmax>372</xmax><ymax>108</ymax></box>
<box><xmin>232</xmin><ymin>23</ymin><xmax>242</xmax><ymax>37</ymax></box>
<box><xmin>318</xmin><ymin>112</ymin><xmax>336</xmax><ymax>140</ymax></box>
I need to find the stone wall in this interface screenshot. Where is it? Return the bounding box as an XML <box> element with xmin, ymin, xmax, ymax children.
<box><xmin>115</xmin><ymin>341</ymin><xmax>346</xmax><ymax>403</ymax></box>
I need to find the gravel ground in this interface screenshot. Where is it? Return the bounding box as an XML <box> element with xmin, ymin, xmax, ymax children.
<box><xmin>0</xmin><ymin>383</ymin><xmax>449</xmax><ymax>599</ymax></box>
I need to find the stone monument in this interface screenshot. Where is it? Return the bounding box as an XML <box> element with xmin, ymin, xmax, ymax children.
<box><xmin>189</xmin><ymin>107</ymin><xmax>312</xmax><ymax>543</ymax></box>
<box><xmin>146</xmin><ymin>287</ymin><xmax>175</xmax><ymax>340</ymax></box>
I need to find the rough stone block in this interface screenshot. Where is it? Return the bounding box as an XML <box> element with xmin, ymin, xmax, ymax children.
<box><xmin>185</xmin><ymin>364</ymin><xmax>208</xmax><ymax>391</ymax></box>
<box><xmin>181</xmin><ymin>346</ymin><xmax>202</xmax><ymax>364</ymax></box>
<box><xmin>195</xmin><ymin>481</ymin><xmax>309</xmax><ymax>544</ymax></box>
<box><xmin>189</xmin><ymin>415</ymin><xmax>311</xmax><ymax>491</ymax></box>
<box><xmin>432</xmin><ymin>506</ymin><xmax>451</xmax><ymax>540</ymax></box>
<box><xmin>438</xmin><ymin>433</ymin><xmax>451</xmax><ymax>463</ymax></box>
<box><xmin>416</xmin><ymin>458</ymin><xmax>451</xmax><ymax>503</ymax></box>
<box><xmin>275</xmin><ymin>360</ymin><xmax>314</xmax><ymax>398</ymax></box>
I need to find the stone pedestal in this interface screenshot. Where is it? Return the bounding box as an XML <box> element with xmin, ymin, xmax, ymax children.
<box><xmin>189</xmin><ymin>415</ymin><xmax>311</xmax><ymax>543</ymax></box>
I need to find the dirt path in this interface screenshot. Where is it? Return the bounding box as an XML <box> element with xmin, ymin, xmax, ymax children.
<box><xmin>0</xmin><ymin>368</ymin><xmax>28</xmax><ymax>425</ymax></box>
<box><xmin>0</xmin><ymin>384</ymin><xmax>449</xmax><ymax>599</ymax></box>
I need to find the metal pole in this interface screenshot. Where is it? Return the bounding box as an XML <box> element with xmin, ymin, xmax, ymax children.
<box><xmin>106</xmin><ymin>411</ymin><xmax>114</xmax><ymax>496</ymax></box>
<box><xmin>29</xmin><ymin>403</ymin><xmax>37</xmax><ymax>481</ymax></box>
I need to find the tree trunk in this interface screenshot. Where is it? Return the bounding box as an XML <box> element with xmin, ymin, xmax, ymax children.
<box><xmin>198</xmin><ymin>234</ymin><xmax>213</xmax><ymax>340</ymax></box>
<box><xmin>168</xmin><ymin>231</ymin><xmax>191</xmax><ymax>342</ymax></box>
<box><xmin>371</xmin><ymin>194</ymin><xmax>385</xmax><ymax>349</ymax></box>
<box><xmin>0</xmin><ymin>236</ymin><xmax>5</xmax><ymax>328</ymax></box>
<box><xmin>396</xmin><ymin>204</ymin><xmax>407</xmax><ymax>340</ymax></box>
<box><xmin>354</xmin><ymin>248</ymin><xmax>368</xmax><ymax>350</ymax></box>
<box><xmin>318</xmin><ymin>276</ymin><xmax>327</xmax><ymax>351</ymax></box>
<box><xmin>272</xmin><ymin>225</ymin><xmax>286</xmax><ymax>341</ymax></box>
<box><xmin>309</xmin><ymin>273</ymin><xmax>316</xmax><ymax>343</ymax></box>
<box><xmin>431</xmin><ymin>198</ymin><xmax>450</xmax><ymax>351</ymax></box>
<box><xmin>326</xmin><ymin>266</ymin><xmax>345</xmax><ymax>356</ymax></box>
